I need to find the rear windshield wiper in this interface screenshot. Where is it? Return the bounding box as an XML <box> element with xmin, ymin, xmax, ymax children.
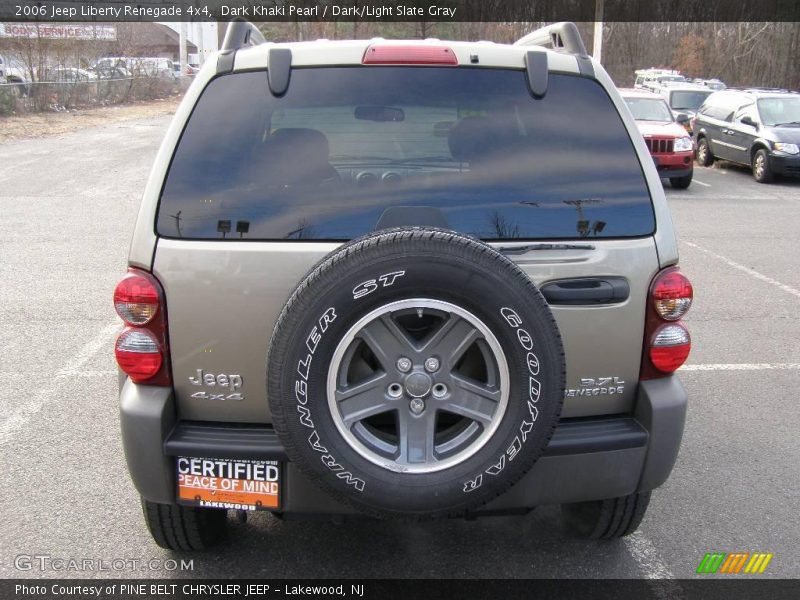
<box><xmin>394</xmin><ymin>156</ymin><xmax>459</xmax><ymax>164</ymax></box>
<box><xmin>332</xmin><ymin>155</ymin><xmax>395</xmax><ymax>163</ymax></box>
<box><xmin>496</xmin><ymin>243</ymin><xmax>596</xmax><ymax>255</ymax></box>
<box><xmin>773</xmin><ymin>121</ymin><xmax>800</xmax><ymax>127</ymax></box>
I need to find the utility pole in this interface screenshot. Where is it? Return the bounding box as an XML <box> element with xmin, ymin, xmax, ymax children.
<box><xmin>179</xmin><ymin>22</ymin><xmax>188</xmax><ymax>75</ymax></box>
<box><xmin>193</xmin><ymin>21</ymin><xmax>202</xmax><ymax>66</ymax></box>
<box><xmin>593</xmin><ymin>0</ymin><xmax>604</xmax><ymax>64</ymax></box>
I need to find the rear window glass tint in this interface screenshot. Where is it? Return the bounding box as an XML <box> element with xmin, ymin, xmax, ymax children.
<box><xmin>158</xmin><ymin>68</ymin><xmax>654</xmax><ymax>241</ymax></box>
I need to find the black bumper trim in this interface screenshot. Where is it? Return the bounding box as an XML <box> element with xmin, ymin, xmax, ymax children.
<box><xmin>165</xmin><ymin>422</ymin><xmax>287</xmax><ymax>460</ymax></box>
<box><xmin>544</xmin><ymin>417</ymin><xmax>647</xmax><ymax>456</ymax></box>
<box><xmin>164</xmin><ymin>416</ymin><xmax>647</xmax><ymax>462</ymax></box>
<box><xmin>657</xmin><ymin>166</ymin><xmax>693</xmax><ymax>179</ymax></box>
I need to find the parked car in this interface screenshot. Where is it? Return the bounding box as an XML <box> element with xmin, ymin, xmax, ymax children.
<box><xmin>659</xmin><ymin>84</ymin><xmax>713</xmax><ymax>132</ymax></box>
<box><xmin>693</xmin><ymin>88</ymin><xmax>800</xmax><ymax>182</ymax></box>
<box><xmin>620</xmin><ymin>88</ymin><xmax>695</xmax><ymax>188</ymax></box>
<box><xmin>693</xmin><ymin>78</ymin><xmax>726</xmax><ymax>91</ymax></box>
<box><xmin>131</xmin><ymin>57</ymin><xmax>177</xmax><ymax>80</ymax></box>
<box><xmin>88</xmin><ymin>64</ymin><xmax>131</xmax><ymax>80</ymax></box>
<box><xmin>635</xmin><ymin>69</ymin><xmax>687</xmax><ymax>94</ymax></box>
<box><xmin>634</xmin><ymin>68</ymin><xmax>684</xmax><ymax>92</ymax></box>
<box><xmin>649</xmin><ymin>74</ymin><xmax>687</xmax><ymax>92</ymax></box>
<box><xmin>92</xmin><ymin>56</ymin><xmax>176</xmax><ymax>80</ymax></box>
<box><xmin>0</xmin><ymin>53</ymin><xmax>31</xmax><ymax>94</ymax></box>
<box><xmin>117</xmin><ymin>21</ymin><xmax>692</xmax><ymax>550</ymax></box>
<box><xmin>92</xmin><ymin>57</ymin><xmax>128</xmax><ymax>72</ymax></box>
<box><xmin>171</xmin><ymin>62</ymin><xmax>200</xmax><ymax>77</ymax></box>
<box><xmin>40</xmin><ymin>67</ymin><xmax>97</xmax><ymax>83</ymax></box>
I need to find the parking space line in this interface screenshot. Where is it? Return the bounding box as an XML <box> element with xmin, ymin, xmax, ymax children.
<box><xmin>0</xmin><ymin>321</ymin><xmax>120</xmax><ymax>446</ymax></box>
<box><xmin>624</xmin><ymin>532</ymin><xmax>675</xmax><ymax>578</ymax></box>
<box><xmin>66</xmin><ymin>369</ymin><xmax>118</xmax><ymax>377</ymax></box>
<box><xmin>682</xmin><ymin>363</ymin><xmax>800</xmax><ymax>371</ymax></box>
<box><xmin>624</xmin><ymin>532</ymin><xmax>686</xmax><ymax>597</ymax></box>
<box><xmin>692</xmin><ymin>179</ymin><xmax>711</xmax><ymax>187</ymax></box>
<box><xmin>56</xmin><ymin>322</ymin><xmax>121</xmax><ymax>377</ymax></box>
<box><xmin>683</xmin><ymin>241</ymin><xmax>800</xmax><ymax>300</ymax></box>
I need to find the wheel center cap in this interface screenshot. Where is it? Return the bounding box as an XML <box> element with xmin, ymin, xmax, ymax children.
<box><xmin>404</xmin><ymin>372</ymin><xmax>433</xmax><ymax>398</ymax></box>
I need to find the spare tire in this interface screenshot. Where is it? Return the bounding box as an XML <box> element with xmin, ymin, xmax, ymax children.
<box><xmin>267</xmin><ymin>228</ymin><xmax>565</xmax><ymax>518</ymax></box>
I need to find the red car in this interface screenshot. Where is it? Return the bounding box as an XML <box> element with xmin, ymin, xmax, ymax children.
<box><xmin>620</xmin><ymin>88</ymin><xmax>695</xmax><ymax>189</ymax></box>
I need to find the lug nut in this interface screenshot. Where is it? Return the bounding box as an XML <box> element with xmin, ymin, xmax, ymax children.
<box><xmin>409</xmin><ymin>398</ymin><xmax>425</xmax><ymax>414</ymax></box>
<box><xmin>387</xmin><ymin>383</ymin><xmax>403</xmax><ymax>399</ymax></box>
<box><xmin>396</xmin><ymin>357</ymin><xmax>412</xmax><ymax>373</ymax></box>
<box><xmin>424</xmin><ymin>357</ymin><xmax>440</xmax><ymax>372</ymax></box>
<box><xmin>432</xmin><ymin>383</ymin><xmax>448</xmax><ymax>398</ymax></box>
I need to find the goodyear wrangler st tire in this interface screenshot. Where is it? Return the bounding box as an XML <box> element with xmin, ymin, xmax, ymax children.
<box><xmin>267</xmin><ymin>228</ymin><xmax>565</xmax><ymax>518</ymax></box>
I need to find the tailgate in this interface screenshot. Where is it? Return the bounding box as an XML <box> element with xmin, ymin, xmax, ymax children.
<box><xmin>153</xmin><ymin>236</ymin><xmax>658</xmax><ymax>423</ymax></box>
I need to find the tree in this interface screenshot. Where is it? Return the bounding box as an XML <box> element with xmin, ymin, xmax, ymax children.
<box><xmin>672</xmin><ymin>33</ymin><xmax>706</xmax><ymax>78</ymax></box>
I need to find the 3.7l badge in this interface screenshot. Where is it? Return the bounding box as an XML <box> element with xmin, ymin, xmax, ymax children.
<box><xmin>188</xmin><ymin>369</ymin><xmax>244</xmax><ymax>401</ymax></box>
<box><xmin>564</xmin><ymin>376</ymin><xmax>625</xmax><ymax>397</ymax></box>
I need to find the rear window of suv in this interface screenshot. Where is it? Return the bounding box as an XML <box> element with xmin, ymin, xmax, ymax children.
<box><xmin>157</xmin><ymin>67</ymin><xmax>654</xmax><ymax>241</ymax></box>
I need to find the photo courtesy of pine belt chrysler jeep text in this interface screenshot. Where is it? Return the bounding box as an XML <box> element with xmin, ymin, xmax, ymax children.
<box><xmin>114</xmin><ymin>21</ymin><xmax>693</xmax><ymax>550</ymax></box>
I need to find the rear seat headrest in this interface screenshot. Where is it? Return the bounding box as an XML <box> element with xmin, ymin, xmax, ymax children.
<box><xmin>266</xmin><ymin>128</ymin><xmax>331</xmax><ymax>165</ymax></box>
<box><xmin>448</xmin><ymin>116</ymin><xmax>523</xmax><ymax>164</ymax></box>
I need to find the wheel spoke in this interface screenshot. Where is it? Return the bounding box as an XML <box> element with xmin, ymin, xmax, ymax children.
<box><xmin>423</xmin><ymin>315</ymin><xmax>480</xmax><ymax>365</ymax></box>
<box><xmin>335</xmin><ymin>372</ymin><xmax>390</xmax><ymax>428</ymax></box>
<box><xmin>398</xmin><ymin>411</ymin><xmax>437</xmax><ymax>464</ymax></box>
<box><xmin>358</xmin><ymin>315</ymin><xmax>417</xmax><ymax>368</ymax></box>
<box><xmin>443</xmin><ymin>374</ymin><xmax>502</xmax><ymax>427</ymax></box>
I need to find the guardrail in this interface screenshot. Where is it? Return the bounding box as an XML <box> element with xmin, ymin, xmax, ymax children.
<box><xmin>0</xmin><ymin>75</ymin><xmax>193</xmax><ymax>116</ymax></box>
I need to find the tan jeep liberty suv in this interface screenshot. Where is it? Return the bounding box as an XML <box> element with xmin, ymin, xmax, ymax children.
<box><xmin>114</xmin><ymin>21</ymin><xmax>693</xmax><ymax>550</ymax></box>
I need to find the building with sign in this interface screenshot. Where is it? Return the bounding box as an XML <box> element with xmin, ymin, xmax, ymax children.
<box><xmin>0</xmin><ymin>22</ymin><xmax>197</xmax><ymax>78</ymax></box>
<box><xmin>0</xmin><ymin>22</ymin><xmax>117</xmax><ymax>41</ymax></box>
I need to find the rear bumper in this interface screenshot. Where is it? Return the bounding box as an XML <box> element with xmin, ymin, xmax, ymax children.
<box><xmin>120</xmin><ymin>377</ymin><xmax>687</xmax><ymax>511</ymax></box>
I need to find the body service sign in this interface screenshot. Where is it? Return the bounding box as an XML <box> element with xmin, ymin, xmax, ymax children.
<box><xmin>177</xmin><ymin>457</ymin><xmax>280</xmax><ymax>510</ymax></box>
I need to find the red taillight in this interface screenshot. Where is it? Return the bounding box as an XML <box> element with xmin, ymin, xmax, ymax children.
<box><xmin>113</xmin><ymin>268</ymin><xmax>171</xmax><ymax>385</ymax></box>
<box><xmin>114</xmin><ymin>271</ymin><xmax>159</xmax><ymax>325</ymax></box>
<box><xmin>641</xmin><ymin>267</ymin><xmax>693</xmax><ymax>379</ymax></box>
<box><xmin>362</xmin><ymin>45</ymin><xmax>458</xmax><ymax>65</ymax></box>
<box><xmin>115</xmin><ymin>329</ymin><xmax>163</xmax><ymax>381</ymax></box>
<box><xmin>652</xmin><ymin>270</ymin><xmax>693</xmax><ymax>321</ymax></box>
<box><xmin>649</xmin><ymin>323</ymin><xmax>691</xmax><ymax>373</ymax></box>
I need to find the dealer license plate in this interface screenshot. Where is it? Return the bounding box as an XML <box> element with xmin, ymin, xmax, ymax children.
<box><xmin>176</xmin><ymin>457</ymin><xmax>280</xmax><ymax>510</ymax></box>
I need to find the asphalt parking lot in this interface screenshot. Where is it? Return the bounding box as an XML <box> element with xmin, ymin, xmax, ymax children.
<box><xmin>1</xmin><ymin>115</ymin><xmax>798</xmax><ymax>581</ymax></box>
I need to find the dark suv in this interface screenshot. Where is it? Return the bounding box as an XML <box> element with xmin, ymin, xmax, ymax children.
<box><xmin>693</xmin><ymin>89</ymin><xmax>800</xmax><ymax>182</ymax></box>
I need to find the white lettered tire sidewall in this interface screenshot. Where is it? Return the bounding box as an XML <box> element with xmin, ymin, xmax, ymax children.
<box><xmin>267</xmin><ymin>229</ymin><xmax>565</xmax><ymax>518</ymax></box>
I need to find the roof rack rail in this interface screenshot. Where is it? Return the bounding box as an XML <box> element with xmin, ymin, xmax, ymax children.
<box><xmin>221</xmin><ymin>19</ymin><xmax>266</xmax><ymax>52</ymax></box>
<box><xmin>513</xmin><ymin>22</ymin><xmax>587</xmax><ymax>57</ymax></box>
<box><xmin>218</xmin><ymin>19</ymin><xmax>266</xmax><ymax>74</ymax></box>
<box><xmin>731</xmin><ymin>87</ymin><xmax>798</xmax><ymax>94</ymax></box>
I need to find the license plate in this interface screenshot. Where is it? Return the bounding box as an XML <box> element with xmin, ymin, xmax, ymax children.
<box><xmin>176</xmin><ymin>457</ymin><xmax>280</xmax><ymax>510</ymax></box>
